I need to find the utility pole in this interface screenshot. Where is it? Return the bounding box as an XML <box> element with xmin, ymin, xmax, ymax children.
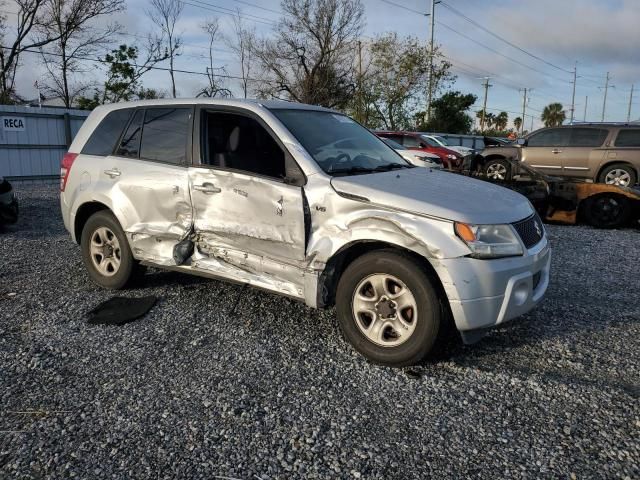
<box><xmin>357</xmin><ymin>40</ymin><xmax>363</xmax><ymax>123</ymax></box>
<box><xmin>425</xmin><ymin>0</ymin><xmax>439</xmax><ymax>123</ymax></box>
<box><xmin>530</xmin><ymin>115</ymin><xmax>534</xmax><ymax>132</ymax></box>
<box><xmin>601</xmin><ymin>71</ymin><xmax>610</xmax><ymax>122</ymax></box>
<box><xmin>520</xmin><ymin>87</ymin><xmax>528</xmax><ymax>135</ymax></box>
<box><xmin>627</xmin><ymin>84</ymin><xmax>634</xmax><ymax>122</ymax></box>
<box><xmin>480</xmin><ymin>77</ymin><xmax>492</xmax><ymax>132</ymax></box>
<box><xmin>583</xmin><ymin>95</ymin><xmax>588</xmax><ymax>121</ymax></box>
<box><xmin>570</xmin><ymin>62</ymin><xmax>577</xmax><ymax>123</ymax></box>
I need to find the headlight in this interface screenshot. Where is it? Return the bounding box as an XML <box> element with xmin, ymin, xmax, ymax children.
<box><xmin>446</xmin><ymin>154</ymin><xmax>457</xmax><ymax>160</ymax></box>
<box><xmin>454</xmin><ymin>222</ymin><xmax>523</xmax><ymax>258</ymax></box>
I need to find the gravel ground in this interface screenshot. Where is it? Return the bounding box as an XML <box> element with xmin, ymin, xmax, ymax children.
<box><xmin>1</xmin><ymin>184</ymin><xmax>639</xmax><ymax>479</ymax></box>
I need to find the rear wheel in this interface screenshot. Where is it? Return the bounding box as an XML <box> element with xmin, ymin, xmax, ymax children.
<box><xmin>598</xmin><ymin>163</ymin><xmax>637</xmax><ymax>187</ymax></box>
<box><xmin>81</xmin><ymin>211</ymin><xmax>136</xmax><ymax>289</ymax></box>
<box><xmin>582</xmin><ymin>194</ymin><xmax>631</xmax><ymax>228</ymax></box>
<box><xmin>336</xmin><ymin>250</ymin><xmax>443</xmax><ymax>367</ymax></box>
<box><xmin>483</xmin><ymin>158</ymin><xmax>511</xmax><ymax>181</ymax></box>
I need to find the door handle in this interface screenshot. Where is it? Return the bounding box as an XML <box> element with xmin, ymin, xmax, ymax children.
<box><xmin>551</xmin><ymin>149</ymin><xmax>562</xmax><ymax>154</ymax></box>
<box><xmin>103</xmin><ymin>168</ymin><xmax>121</xmax><ymax>178</ymax></box>
<box><xmin>193</xmin><ymin>182</ymin><xmax>222</xmax><ymax>194</ymax></box>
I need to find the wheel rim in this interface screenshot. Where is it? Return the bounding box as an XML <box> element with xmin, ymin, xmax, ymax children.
<box><xmin>351</xmin><ymin>274</ymin><xmax>418</xmax><ymax>348</ymax></box>
<box><xmin>591</xmin><ymin>196</ymin><xmax>622</xmax><ymax>225</ymax></box>
<box><xmin>89</xmin><ymin>227</ymin><xmax>122</xmax><ymax>277</ymax></box>
<box><xmin>604</xmin><ymin>169</ymin><xmax>631</xmax><ymax>187</ymax></box>
<box><xmin>486</xmin><ymin>163</ymin><xmax>507</xmax><ymax>180</ymax></box>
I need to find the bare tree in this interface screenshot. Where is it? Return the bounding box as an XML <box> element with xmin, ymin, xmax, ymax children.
<box><xmin>254</xmin><ymin>0</ymin><xmax>364</xmax><ymax>108</ymax></box>
<box><xmin>148</xmin><ymin>0</ymin><xmax>183</xmax><ymax>98</ymax></box>
<box><xmin>197</xmin><ymin>18</ymin><xmax>231</xmax><ymax>98</ymax></box>
<box><xmin>38</xmin><ymin>0</ymin><xmax>124</xmax><ymax>107</ymax></box>
<box><xmin>0</xmin><ymin>0</ymin><xmax>63</xmax><ymax>103</ymax></box>
<box><xmin>225</xmin><ymin>9</ymin><xmax>255</xmax><ymax>98</ymax></box>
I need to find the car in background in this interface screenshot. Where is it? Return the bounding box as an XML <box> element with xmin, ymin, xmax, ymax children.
<box><xmin>479</xmin><ymin>124</ymin><xmax>640</xmax><ymax>187</ymax></box>
<box><xmin>379</xmin><ymin>137</ymin><xmax>443</xmax><ymax>169</ymax></box>
<box><xmin>420</xmin><ymin>134</ymin><xmax>475</xmax><ymax>156</ymax></box>
<box><xmin>376</xmin><ymin>131</ymin><xmax>465</xmax><ymax>170</ymax></box>
<box><xmin>0</xmin><ymin>176</ymin><xmax>19</xmax><ymax>225</ymax></box>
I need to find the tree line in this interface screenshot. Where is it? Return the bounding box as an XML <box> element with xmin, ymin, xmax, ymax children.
<box><xmin>0</xmin><ymin>0</ymin><xmax>567</xmax><ymax>134</ymax></box>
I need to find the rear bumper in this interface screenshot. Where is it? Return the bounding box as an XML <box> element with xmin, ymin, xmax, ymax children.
<box><xmin>0</xmin><ymin>190</ymin><xmax>18</xmax><ymax>224</ymax></box>
<box><xmin>430</xmin><ymin>238</ymin><xmax>551</xmax><ymax>341</ymax></box>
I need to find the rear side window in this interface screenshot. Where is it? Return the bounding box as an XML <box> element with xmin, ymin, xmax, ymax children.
<box><xmin>81</xmin><ymin>109</ymin><xmax>132</xmax><ymax>156</ymax></box>
<box><xmin>140</xmin><ymin>108</ymin><xmax>191</xmax><ymax>164</ymax></box>
<box><xmin>568</xmin><ymin>128</ymin><xmax>608</xmax><ymax>147</ymax></box>
<box><xmin>527</xmin><ymin>128</ymin><xmax>571</xmax><ymax>147</ymax></box>
<box><xmin>615</xmin><ymin>129</ymin><xmax>640</xmax><ymax>147</ymax></box>
<box><xmin>116</xmin><ymin>110</ymin><xmax>143</xmax><ymax>158</ymax></box>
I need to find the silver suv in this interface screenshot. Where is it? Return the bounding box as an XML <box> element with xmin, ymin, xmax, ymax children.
<box><xmin>61</xmin><ymin>99</ymin><xmax>551</xmax><ymax>366</ymax></box>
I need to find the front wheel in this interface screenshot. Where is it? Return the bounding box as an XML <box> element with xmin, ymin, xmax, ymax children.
<box><xmin>483</xmin><ymin>158</ymin><xmax>511</xmax><ymax>181</ymax></box>
<box><xmin>81</xmin><ymin>210</ymin><xmax>136</xmax><ymax>289</ymax></box>
<box><xmin>582</xmin><ymin>194</ymin><xmax>631</xmax><ymax>228</ymax></box>
<box><xmin>336</xmin><ymin>250</ymin><xmax>443</xmax><ymax>367</ymax></box>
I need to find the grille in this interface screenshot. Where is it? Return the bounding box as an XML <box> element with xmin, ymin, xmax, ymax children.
<box><xmin>512</xmin><ymin>213</ymin><xmax>544</xmax><ymax>249</ymax></box>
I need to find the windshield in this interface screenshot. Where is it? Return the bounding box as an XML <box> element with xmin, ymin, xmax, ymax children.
<box><xmin>432</xmin><ymin>136</ymin><xmax>449</xmax><ymax>146</ymax></box>
<box><xmin>381</xmin><ymin>137</ymin><xmax>407</xmax><ymax>150</ymax></box>
<box><xmin>271</xmin><ymin>109</ymin><xmax>412</xmax><ymax>175</ymax></box>
<box><xmin>418</xmin><ymin>135</ymin><xmax>440</xmax><ymax>147</ymax></box>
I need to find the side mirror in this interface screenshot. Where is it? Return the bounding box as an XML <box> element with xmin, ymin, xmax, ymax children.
<box><xmin>516</xmin><ymin>138</ymin><xmax>527</xmax><ymax>146</ymax></box>
<box><xmin>419</xmin><ymin>142</ymin><xmax>428</xmax><ymax>148</ymax></box>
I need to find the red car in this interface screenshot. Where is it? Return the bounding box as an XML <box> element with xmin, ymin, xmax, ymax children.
<box><xmin>376</xmin><ymin>131</ymin><xmax>464</xmax><ymax>170</ymax></box>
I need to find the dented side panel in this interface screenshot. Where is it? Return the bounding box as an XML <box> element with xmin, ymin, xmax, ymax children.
<box><xmin>108</xmin><ymin>156</ymin><xmax>192</xmax><ymax>265</ymax></box>
<box><xmin>188</xmin><ymin>167</ymin><xmax>308</xmax><ymax>297</ymax></box>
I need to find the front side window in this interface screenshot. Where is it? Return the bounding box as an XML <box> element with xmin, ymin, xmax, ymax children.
<box><xmin>140</xmin><ymin>108</ymin><xmax>191</xmax><ymax>164</ymax></box>
<box><xmin>615</xmin><ymin>129</ymin><xmax>640</xmax><ymax>147</ymax></box>
<box><xmin>419</xmin><ymin>135</ymin><xmax>440</xmax><ymax>147</ymax></box>
<box><xmin>201</xmin><ymin>111</ymin><xmax>288</xmax><ymax>179</ymax></box>
<box><xmin>432</xmin><ymin>136</ymin><xmax>449</xmax><ymax>146</ymax></box>
<box><xmin>272</xmin><ymin>110</ymin><xmax>411</xmax><ymax>175</ymax></box>
<box><xmin>527</xmin><ymin>128</ymin><xmax>571</xmax><ymax>147</ymax></box>
<box><xmin>568</xmin><ymin>128</ymin><xmax>608</xmax><ymax>147</ymax></box>
<box><xmin>82</xmin><ymin>108</ymin><xmax>132</xmax><ymax>156</ymax></box>
<box><xmin>116</xmin><ymin>109</ymin><xmax>143</xmax><ymax>158</ymax></box>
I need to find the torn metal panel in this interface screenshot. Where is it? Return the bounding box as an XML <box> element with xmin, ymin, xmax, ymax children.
<box><xmin>105</xmin><ymin>158</ymin><xmax>192</xmax><ymax>266</ymax></box>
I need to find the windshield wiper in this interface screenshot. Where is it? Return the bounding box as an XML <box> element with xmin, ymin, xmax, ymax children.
<box><xmin>329</xmin><ymin>166</ymin><xmax>378</xmax><ymax>176</ymax></box>
<box><xmin>372</xmin><ymin>163</ymin><xmax>413</xmax><ymax>171</ymax></box>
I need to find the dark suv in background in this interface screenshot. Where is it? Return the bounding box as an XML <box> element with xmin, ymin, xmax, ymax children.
<box><xmin>480</xmin><ymin>123</ymin><xmax>640</xmax><ymax>187</ymax></box>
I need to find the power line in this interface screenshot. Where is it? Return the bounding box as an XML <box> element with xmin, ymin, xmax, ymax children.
<box><xmin>183</xmin><ymin>0</ymin><xmax>277</xmax><ymax>26</ymax></box>
<box><xmin>440</xmin><ymin>1</ymin><xmax>573</xmax><ymax>74</ymax></box>
<box><xmin>0</xmin><ymin>45</ymin><xmax>279</xmax><ymax>84</ymax></box>
<box><xmin>436</xmin><ymin>20</ymin><xmax>571</xmax><ymax>84</ymax></box>
<box><xmin>378</xmin><ymin>0</ymin><xmax>427</xmax><ymax>16</ymax></box>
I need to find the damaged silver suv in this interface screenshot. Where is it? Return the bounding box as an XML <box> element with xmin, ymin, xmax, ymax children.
<box><xmin>61</xmin><ymin>99</ymin><xmax>551</xmax><ymax>366</ymax></box>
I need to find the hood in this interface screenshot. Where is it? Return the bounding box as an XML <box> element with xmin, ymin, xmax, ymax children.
<box><xmin>447</xmin><ymin>145</ymin><xmax>474</xmax><ymax>155</ymax></box>
<box><xmin>331</xmin><ymin>168</ymin><xmax>534</xmax><ymax>224</ymax></box>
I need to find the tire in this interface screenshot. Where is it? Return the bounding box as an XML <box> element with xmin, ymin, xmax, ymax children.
<box><xmin>336</xmin><ymin>250</ymin><xmax>443</xmax><ymax>367</ymax></box>
<box><xmin>598</xmin><ymin>163</ymin><xmax>637</xmax><ymax>187</ymax></box>
<box><xmin>483</xmin><ymin>158</ymin><xmax>511</xmax><ymax>181</ymax></box>
<box><xmin>81</xmin><ymin>210</ymin><xmax>136</xmax><ymax>289</ymax></box>
<box><xmin>582</xmin><ymin>194</ymin><xmax>631</xmax><ymax>228</ymax></box>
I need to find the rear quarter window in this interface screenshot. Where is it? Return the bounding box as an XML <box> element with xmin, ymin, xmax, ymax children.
<box><xmin>614</xmin><ymin>129</ymin><xmax>640</xmax><ymax>147</ymax></box>
<box><xmin>81</xmin><ymin>109</ymin><xmax>133</xmax><ymax>156</ymax></box>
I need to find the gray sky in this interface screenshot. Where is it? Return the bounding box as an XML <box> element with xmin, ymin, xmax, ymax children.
<box><xmin>7</xmin><ymin>0</ymin><xmax>640</xmax><ymax>129</ymax></box>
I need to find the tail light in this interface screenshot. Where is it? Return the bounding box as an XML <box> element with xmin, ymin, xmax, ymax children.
<box><xmin>60</xmin><ymin>152</ymin><xmax>78</xmax><ymax>192</ymax></box>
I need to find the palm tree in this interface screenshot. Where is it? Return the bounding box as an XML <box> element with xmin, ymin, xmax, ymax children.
<box><xmin>541</xmin><ymin>103</ymin><xmax>566</xmax><ymax>127</ymax></box>
<box><xmin>495</xmin><ymin>111</ymin><xmax>508</xmax><ymax>131</ymax></box>
<box><xmin>513</xmin><ymin>116</ymin><xmax>522</xmax><ymax>131</ymax></box>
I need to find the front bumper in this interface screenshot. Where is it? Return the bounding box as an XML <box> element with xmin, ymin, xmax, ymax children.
<box><xmin>430</xmin><ymin>238</ymin><xmax>551</xmax><ymax>342</ymax></box>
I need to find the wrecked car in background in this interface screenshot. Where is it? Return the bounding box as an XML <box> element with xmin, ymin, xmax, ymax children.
<box><xmin>0</xmin><ymin>176</ymin><xmax>19</xmax><ymax>225</ymax></box>
<box><xmin>60</xmin><ymin>99</ymin><xmax>550</xmax><ymax>367</ymax></box>
<box><xmin>472</xmin><ymin>140</ymin><xmax>640</xmax><ymax>228</ymax></box>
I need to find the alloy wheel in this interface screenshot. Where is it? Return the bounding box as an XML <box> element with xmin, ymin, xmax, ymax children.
<box><xmin>89</xmin><ymin>227</ymin><xmax>122</xmax><ymax>277</ymax></box>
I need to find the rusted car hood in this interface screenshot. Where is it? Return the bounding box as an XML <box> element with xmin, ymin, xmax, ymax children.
<box><xmin>330</xmin><ymin>168</ymin><xmax>534</xmax><ymax>224</ymax></box>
